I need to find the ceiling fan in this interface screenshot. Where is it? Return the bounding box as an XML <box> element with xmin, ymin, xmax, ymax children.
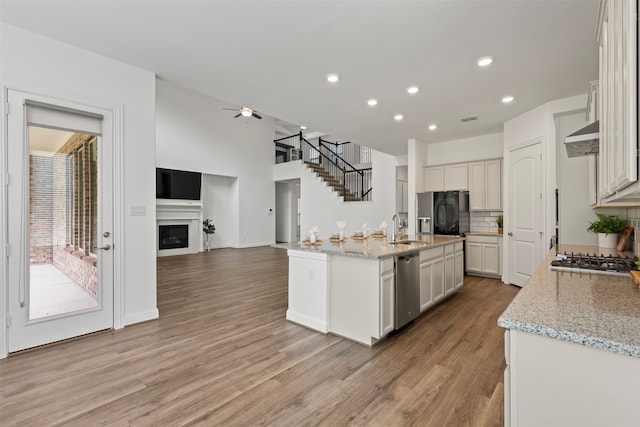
<box><xmin>223</xmin><ymin>106</ymin><xmax>262</xmax><ymax>120</ymax></box>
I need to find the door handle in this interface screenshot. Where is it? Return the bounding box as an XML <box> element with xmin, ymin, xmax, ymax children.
<box><xmin>508</xmin><ymin>232</ymin><xmax>513</xmax><ymax>236</ymax></box>
<box><xmin>95</xmin><ymin>244</ymin><xmax>111</xmax><ymax>251</ymax></box>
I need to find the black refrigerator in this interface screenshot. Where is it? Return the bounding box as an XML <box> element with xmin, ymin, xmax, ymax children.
<box><xmin>433</xmin><ymin>191</ymin><xmax>470</xmax><ymax>236</ymax></box>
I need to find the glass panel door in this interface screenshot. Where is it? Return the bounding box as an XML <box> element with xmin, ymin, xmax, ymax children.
<box><xmin>7</xmin><ymin>89</ymin><xmax>113</xmax><ymax>353</ymax></box>
<box><xmin>28</xmin><ymin>127</ymin><xmax>99</xmax><ymax>320</ymax></box>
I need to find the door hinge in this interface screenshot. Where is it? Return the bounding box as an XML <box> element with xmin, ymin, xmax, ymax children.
<box><xmin>6</xmin><ymin>315</ymin><xmax>11</xmax><ymax>328</ymax></box>
<box><xmin>4</xmin><ymin>173</ymin><xmax>9</xmax><ymax>186</ymax></box>
<box><xmin>5</xmin><ymin>244</ymin><xmax>10</xmax><ymax>257</ymax></box>
<box><xmin>4</xmin><ymin>102</ymin><xmax>9</xmax><ymax>116</ymax></box>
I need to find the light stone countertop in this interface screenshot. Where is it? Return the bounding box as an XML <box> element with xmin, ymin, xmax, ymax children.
<box><xmin>273</xmin><ymin>234</ymin><xmax>465</xmax><ymax>259</ymax></box>
<box><xmin>498</xmin><ymin>244</ymin><xmax>640</xmax><ymax>358</ymax></box>
<box><xmin>465</xmin><ymin>231</ymin><xmax>504</xmax><ymax>237</ymax></box>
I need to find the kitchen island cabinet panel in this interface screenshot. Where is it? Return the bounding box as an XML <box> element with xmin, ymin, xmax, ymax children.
<box><xmin>505</xmin><ymin>329</ymin><xmax>640</xmax><ymax>427</ymax></box>
<box><xmin>330</xmin><ymin>255</ymin><xmax>394</xmax><ymax>346</ymax></box>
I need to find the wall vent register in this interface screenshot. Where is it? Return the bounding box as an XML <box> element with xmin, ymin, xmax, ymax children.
<box><xmin>159</xmin><ymin>225</ymin><xmax>189</xmax><ymax>250</ymax></box>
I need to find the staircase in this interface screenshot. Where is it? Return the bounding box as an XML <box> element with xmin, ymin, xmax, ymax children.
<box><xmin>304</xmin><ymin>162</ymin><xmax>360</xmax><ymax>201</ymax></box>
<box><xmin>274</xmin><ymin>131</ymin><xmax>372</xmax><ymax>202</ymax></box>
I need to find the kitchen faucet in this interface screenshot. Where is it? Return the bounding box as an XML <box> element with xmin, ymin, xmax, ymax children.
<box><xmin>392</xmin><ymin>214</ymin><xmax>397</xmax><ymax>241</ymax></box>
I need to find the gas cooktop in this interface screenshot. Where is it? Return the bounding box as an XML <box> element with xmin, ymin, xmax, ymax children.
<box><xmin>549</xmin><ymin>252</ymin><xmax>638</xmax><ymax>276</ymax></box>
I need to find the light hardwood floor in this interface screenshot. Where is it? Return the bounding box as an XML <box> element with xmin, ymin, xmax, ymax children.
<box><xmin>0</xmin><ymin>247</ymin><xmax>520</xmax><ymax>426</ymax></box>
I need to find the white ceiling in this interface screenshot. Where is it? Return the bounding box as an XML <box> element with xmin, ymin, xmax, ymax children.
<box><xmin>1</xmin><ymin>0</ymin><xmax>600</xmax><ymax>156</ymax></box>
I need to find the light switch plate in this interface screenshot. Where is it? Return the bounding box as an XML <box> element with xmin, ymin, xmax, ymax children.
<box><xmin>130</xmin><ymin>205</ymin><xmax>146</xmax><ymax>216</ymax></box>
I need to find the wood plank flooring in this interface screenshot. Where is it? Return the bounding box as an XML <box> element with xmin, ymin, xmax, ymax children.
<box><xmin>0</xmin><ymin>247</ymin><xmax>520</xmax><ymax>426</ymax></box>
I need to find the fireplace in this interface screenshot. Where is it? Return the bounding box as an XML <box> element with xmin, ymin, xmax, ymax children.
<box><xmin>159</xmin><ymin>224</ymin><xmax>189</xmax><ymax>250</ymax></box>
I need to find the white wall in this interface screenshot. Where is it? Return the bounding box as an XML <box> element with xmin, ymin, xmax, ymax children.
<box><xmin>0</xmin><ymin>23</ymin><xmax>158</xmax><ymax>355</ymax></box>
<box><xmin>502</xmin><ymin>93</ymin><xmax>588</xmax><ymax>282</ymax></box>
<box><xmin>273</xmin><ymin>149</ymin><xmax>397</xmax><ymax>238</ymax></box>
<box><xmin>424</xmin><ymin>132</ymin><xmax>504</xmax><ymax>165</ymax></box>
<box><xmin>155</xmin><ymin>80</ymin><xmax>276</xmax><ymax>247</ymax></box>
<box><xmin>275</xmin><ymin>181</ymin><xmax>300</xmax><ymax>243</ymax></box>
<box><xmin>556</xmin><ymin>112</ymin><xmax>627</xmax><ymax>245</ymax></box>
<box><xmin>202</xmin><ymin>174</ymin><xmax>238</xmax><ymax>248</ymax></box>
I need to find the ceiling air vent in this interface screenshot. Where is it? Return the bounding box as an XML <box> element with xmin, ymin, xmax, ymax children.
<box><xmin>460</xmin><ymin>115</ymin><xmax>478</xmax><ymax>122</ymax></box>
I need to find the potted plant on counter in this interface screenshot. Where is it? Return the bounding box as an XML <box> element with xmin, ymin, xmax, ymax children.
<box><xmin>587</xmin><ymin>213</ymin><xmax>627</xmax><ymax>248</ymax></box>
<box><xmin>496</xmin><ymin>215</ymin><xmax>504</xmax><ymax>235</ymax></box>
<box><xmin>203</xmin><ymin>219</ymin><xmax>216</xmax><ymax>251</ymax></box>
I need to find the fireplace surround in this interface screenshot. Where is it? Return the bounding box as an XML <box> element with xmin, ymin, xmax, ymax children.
<box><xmin>156</xmin><ymin>200</ymin><xmax>202</xmax><ymax>256</ymax></box>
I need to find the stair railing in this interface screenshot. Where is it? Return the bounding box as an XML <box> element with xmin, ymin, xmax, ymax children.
<box><xmin>274</xmin><ymin>132</ymin><xmax>372</xmax><ymax>201</ymax></box>
<box><xmin>319</xmin><ymin>138</ymin><xmax>371</xmax><ymax>201</ymax></box>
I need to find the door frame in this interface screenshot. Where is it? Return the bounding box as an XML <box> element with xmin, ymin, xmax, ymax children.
<box><xmin>0</xmin><ymin>84</ymin><xmax>125</xmax><ymax>358</ymax></box>
<box><xmin>503</xmin><ymin>136</ymin><xmax>546</xmax><ymax>286</ymax></box>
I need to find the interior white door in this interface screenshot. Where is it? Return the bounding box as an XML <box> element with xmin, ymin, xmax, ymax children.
<box><xmin>6</xmin><ymin>90</ymin><xmax>114</xmax><ymax>352</ymax></box>
<box><xmin>508</xmin><ymin>142</ymin><xmax>543</xmax><ymax>287</ymax></box>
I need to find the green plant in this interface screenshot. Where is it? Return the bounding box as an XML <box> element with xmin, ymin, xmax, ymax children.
<box><xmin>587</xmin><ymin>213</ymin><xmax>627</xmax><ymax>236</ymax></box>
<box><xmin>496</xmin><ymin>215</ymin><xmax>504</xmax><ymax>228</ymax></box>
<box><xmin>203</xmin><ymin>219</ymin><xmax>216</xmax><ymax>235</ymax></box>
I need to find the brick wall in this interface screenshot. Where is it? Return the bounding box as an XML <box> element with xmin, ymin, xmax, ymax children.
<box><xmin>53</xmin><ymin>246</ymin><xmax>97</xmax><ymax>297</ymax></box>
<box><xmin>29</xmin><ymin>132</ymin><xmax>98</xmax><ymax>294</ymax></box>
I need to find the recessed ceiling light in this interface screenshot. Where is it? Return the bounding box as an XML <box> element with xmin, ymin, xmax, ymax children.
<box><xmin>407</xmin><ymin>86</ymin><xmax>419</xmax><ymax>94</ymax></box>
<box><xmin>394</xmin><ymin>114</ymin><xmax>404</xmax><ymax>121</ymax></box>
<box><xmin>502</xmin><ymin>95</ymin><xmax>514</xmax><ymax>103</ymax></box>
<box><xmin>477</xmin><ymin>56</ymin><xmax>493</xmax><ymax>67</ymax></box>
<box><xmin>327</xmin><ymin>73</ymin><xmax>339</xmax><ymax>83</ymax></box>
<box><xmin>429</xmin><ymin>124</ymin><xmax>437</xmax><ymax>131</ymax></box>
<box><xmin>367</xmin><ymin>98</ymin><xmax>378</xmax><ymax>106</ymax></box>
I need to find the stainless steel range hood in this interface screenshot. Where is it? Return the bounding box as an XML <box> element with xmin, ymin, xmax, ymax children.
<box><xmin>564</xmin><ymin>120</ymin><xmax>599</xmax><ymax>157</ymax></box>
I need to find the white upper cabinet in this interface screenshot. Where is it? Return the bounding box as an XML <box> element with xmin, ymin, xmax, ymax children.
<box><xmin>597</xmin><ymin>0</ymin><xmax>637</xmax><ymax>201</ymax></box>
<box><xmin>424</xmin><ymin>166</ymin><xmax>444</xmax><ymax>192</ymax></box>
<box><xmin>468</xmin><ymin>159</ymin><xmax>502</xmax><ymax>210</ymax></box>
<box><xmin>444</xmin><ymin>163</ymin><xmax>468</xmax><ymax>190</ymax></box>
<box><xmin>424</xmin><ymin>163</ymin><xmax>469</xmax><ymax>192</ymax></box>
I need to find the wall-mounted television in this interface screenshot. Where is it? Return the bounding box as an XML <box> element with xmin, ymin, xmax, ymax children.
<box><xmin>156</xmin><ymin>168</ymin><xmax>202</xmax><ymax>200</ymax></box>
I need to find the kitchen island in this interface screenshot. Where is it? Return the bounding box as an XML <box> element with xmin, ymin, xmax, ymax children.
<box><xmin>274</xmin><ymin>235</ymin><xmax>465</xmax><ymax>346</ymax></box>
<box><xmin>498</xmin><ymin>244</ymin><xmax>640</xmax><ymax>427</ymax></box>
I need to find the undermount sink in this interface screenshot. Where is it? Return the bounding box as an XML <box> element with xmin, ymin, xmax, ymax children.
<box><xmin>389</xmin><ymin>240</ymin><xmax>422</xmax><ymax>245</ymax></box>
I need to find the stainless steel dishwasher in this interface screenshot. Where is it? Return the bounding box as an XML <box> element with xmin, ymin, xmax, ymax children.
<box><xmin>395</xmin><ymin>252</ymin><xmax>420</xmax><ymax>329</ymax></box>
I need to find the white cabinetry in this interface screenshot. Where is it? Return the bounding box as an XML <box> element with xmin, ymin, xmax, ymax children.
<box><xmin>469</xmin><ymin>159</ymin><xmax>502</xmax><ymax>210</ymax></box>
<box><xmin>329</xmin><ymin>255</ymin><xmax>394</xmax><ymax>346</ymax></box>
<box><xmin>419</xmin><ymin>246</ymin><xmax>444</xmax><ymax>312</ymax></box>
<box><xmin>424</xmin><ymin>166</ymin><xmax>444</xmax><ymax>192</ymax></box>
<box><xmin>396</xmin><ymin>180</ymin><xmax>408</xmax><ymax>213</ymax></box>
<box><xmin>466</xmin><ymin>235</ymin><xmax>502</xmax><ymax>278</ymax></box>
<box><xmin>444</xmin><ymin>244</ymin><xmax>455</xmax><ymax>295</ymax></box>
<box><xmin>454</xmin><ymin>242</ymin><xmax>464</xmax><ymax>289</ymax></box>
<box><xmin>597</xmin><ymin>0</ymin><xmax>637</xmax><ymax>201</ymax></box>
<box><xmin>504</xmin><ymin>329</ymin><xmax>640</xmax><ymax>427</ymax></box>
<box><xmin>424</xmin><ymin>163</ymin><xmax>468</xmax><ymax>191</ymax></box>
<box><xmin>379</xmin><ymin>259</ymin><xmax>395</xmax><ymax>337</ymax></box>
<box><xmin>419</xmin><ymin>241</ymin><xmax>463</xmax><ymax>312</ymax></box>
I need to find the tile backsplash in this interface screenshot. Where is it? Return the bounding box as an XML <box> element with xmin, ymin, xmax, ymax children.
<box><xmin>470</xmin><ymin>211</ymin><xmax>503</xmax><ymax>232</ymax></box>
<box><xmin>626</xmin><ymin>208</ymin><xmax>640</xmax><ymax>255</ymax></box>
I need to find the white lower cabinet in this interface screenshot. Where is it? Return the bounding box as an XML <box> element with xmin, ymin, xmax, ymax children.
<box><xmin>420</xmin><ymin>242</ymin><xmax>463</xmax><ymax>312</ymax></box>
<box><xmin>466</xmin><ymin>235</ymin><xmax>501</xmax><ymax>278</ymax></box>
<box><xmin>419</xmin><ymin>246</ymin><xmax>444</xmax><ymax>312</ymax></box>
<box><xmin>379</xmin><ymin>260</ymin><xmax>395</xmax><ymax>337</ymax></box>
<box><xmin>504</xmin><ymin>329</ymin><xmax>640</xmax><ymax>427</ymax></box>
<box><xmin>444</xmin><ymin>246</ymin><xmax>455</xmax><ymax>295</ymax></box>
<box><xmin>454</xmin><ymin>242</ymin><xmax>464</xmax><ymax>289</ymax></box>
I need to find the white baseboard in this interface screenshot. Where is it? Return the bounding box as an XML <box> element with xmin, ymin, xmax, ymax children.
<box><xmin>286</xmin><ymin>310</ymin><xmax>329</xmax><ymax>333</ymax></box>
<box><xmin>236</xmin><ymin>241</ymin><xmax>276</xmax><ymax>249</ymax></box>
<box><xmin>124</xmin><ymin>308</ymin><xmax>159</xmax><ymax>326</ymax></box>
